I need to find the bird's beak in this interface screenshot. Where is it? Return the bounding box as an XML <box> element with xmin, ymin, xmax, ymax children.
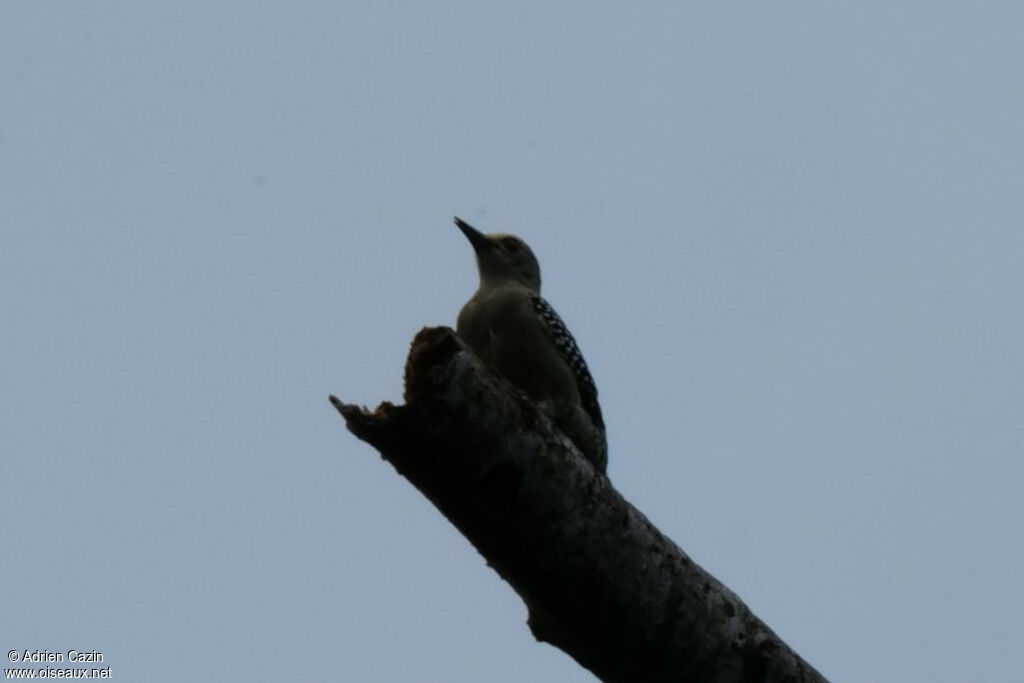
<box><xmin>454</xmin><ymin>216</ymin><xmax>493</xmax><ymax>253</ymax></box>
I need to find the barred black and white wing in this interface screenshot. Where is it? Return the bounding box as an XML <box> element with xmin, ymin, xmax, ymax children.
<box><xmin>529</xmin><ymin>294</ymin><xmax>604</xmax><ymax>430</ymax></box>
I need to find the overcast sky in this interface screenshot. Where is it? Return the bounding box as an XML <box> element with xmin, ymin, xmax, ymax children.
<box><xmin>3</xmin><ymin>3</ymin><xmax>1022</xmax><ymax>681</ymax></box>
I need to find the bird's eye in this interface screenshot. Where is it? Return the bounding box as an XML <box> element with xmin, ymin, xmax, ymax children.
<box><xmin>502</xmin><ymin>238</ymin><xmax>521</xmax><ymax>252</ymax></box>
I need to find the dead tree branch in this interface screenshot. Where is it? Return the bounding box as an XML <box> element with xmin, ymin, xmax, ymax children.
<box><xmin>330</xmin><ymin>327</ymin><xmax>827</xmax><ymax>683</ymax></box>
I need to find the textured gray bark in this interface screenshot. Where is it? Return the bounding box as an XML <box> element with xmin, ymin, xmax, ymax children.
<box><xmin>330</xmin><ymin>327</ymin><xmax>828</xmax><ymax>683</ymax></box>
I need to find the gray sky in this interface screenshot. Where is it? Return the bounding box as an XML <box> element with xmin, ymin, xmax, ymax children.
<box><xmin>3</xmin><ymin>3</ymin><xmax>1022</xmax><ymax>681</ymax></box>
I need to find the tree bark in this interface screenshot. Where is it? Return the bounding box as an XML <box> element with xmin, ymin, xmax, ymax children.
<box><xmin>330</xmin><ymin>327</ymin><xmax>828</xmax><ymax>683</ymax></box>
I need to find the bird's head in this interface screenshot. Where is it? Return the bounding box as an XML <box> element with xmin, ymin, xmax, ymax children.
<box><xmin>454</xmin><ymin>216</ymin><xmax>541</xmax><ymax>293</ymax></box>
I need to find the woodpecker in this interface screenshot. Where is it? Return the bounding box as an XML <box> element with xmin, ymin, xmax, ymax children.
<box><xmin>453</xmin><ymin>216</ymin><xmax>607</xmax><ymax>472</ymax></box>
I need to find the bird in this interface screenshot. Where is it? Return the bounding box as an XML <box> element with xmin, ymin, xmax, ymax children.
<box><xmin>453</xmin><ymin>216</ymin><xmax>607</xmax><ymax>472</ymax></box>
